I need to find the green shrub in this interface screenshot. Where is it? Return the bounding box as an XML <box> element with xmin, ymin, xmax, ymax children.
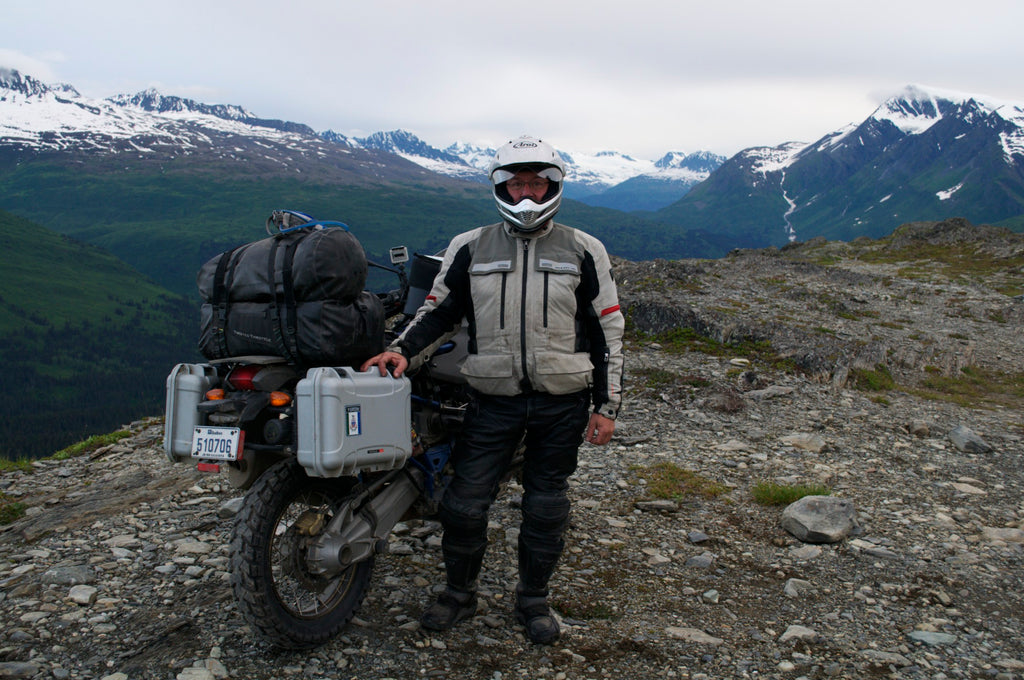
<box><xmin>851</xmin><ymin>364</ymin><xmax>896</xmax><ymax>391</ymax></box>
<box><xmin>914</xmin><ymin>365</ymin><xmax>1024</xmax><ymax>408</ymax></box>
<box><xmin>0</xmin><ymin>458</ymin><xmax>33</xmax><ymax>473</ymax></box>
<box><xmin>751</xmin><ymin>481</ymin><xmax>831</xmax><ymax>506</ymax></box>
<box><xmin>52</xmin><ymin>430</ymin><xmax>132</xmax><ymax>460</ymax></box>
<box><xmin>636</xmin><ymin>462</ymin><xmax>729</xmax><ymax>501</ymax></box>
<box><xmin>0</xmin><ymin>492</ymin><xmax>27</xmax><ymax>525</ymax></box>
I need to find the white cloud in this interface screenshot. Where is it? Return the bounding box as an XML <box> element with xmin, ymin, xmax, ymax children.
<box><xmin>0</xmin><ymin>49</ymin><xmax>62</xmax><ymax>82</ymax></box>
<box><xmin>3</xmin><ymin>0</ymin><xmax>1024</xmax><ymax>158</ymax></box>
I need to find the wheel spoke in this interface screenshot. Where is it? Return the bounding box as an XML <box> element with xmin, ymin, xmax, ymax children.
<box><xmin>269</xmin><ymin>491</ymin><xmax>355</xmax><ymax>618</ymax></box>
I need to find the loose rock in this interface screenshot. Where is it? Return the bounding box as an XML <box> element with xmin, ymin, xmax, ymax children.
<box><xmin>780</xmin><ymin>495</ymin><xmax>859</xmax><ymax>544</ymax></box>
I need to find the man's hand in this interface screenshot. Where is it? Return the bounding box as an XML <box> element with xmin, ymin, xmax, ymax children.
<box><xmin>360</xmin><ymin>351</ymin><xmax>409</xmax><ymax>378</ymax></box>
<box><xmin>585</xmin><ymin>413</ymin><xmax>615</xmax><ymax>446</ymax></box>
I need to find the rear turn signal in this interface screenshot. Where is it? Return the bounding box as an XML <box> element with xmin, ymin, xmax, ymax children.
<box><xmin>205</xmin><ymin>388</ymin><xmax>226</xmax><ymax>400</ymax></box>
<box><xmin>269</xmin><ymin>391</ymin><xmax>292</xmax><ymax>407</ymax></box>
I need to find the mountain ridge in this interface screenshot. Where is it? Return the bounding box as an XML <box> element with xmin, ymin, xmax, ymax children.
<box><xmin>0</xmin><ymin>68</ymin><xmax>723</xmax><ymax>210</ymax></box>
<box><xmin>657</xmin><ymin>84</ymin><xmax>1024</xmax><ymax>242</ymax></box>
<box><xmin>4</xmin><ymin>68</ymin><xmax>1024</xmax><ymax>252</ymax></box>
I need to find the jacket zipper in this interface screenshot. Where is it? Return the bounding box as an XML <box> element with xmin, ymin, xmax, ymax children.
<box><xmin>500</xmin><ymin>272</ymin><xmax>507</xmax><ymax>329</ymax></box>
<box><xmin>520</xmin><ymin>239</ymin><xmax>531</xmax><ymax>391</ymax></box>
<box><xmin>543</xmin><ymin>271</ymin><xmax>549</xmax><ymax>328</ymax></box>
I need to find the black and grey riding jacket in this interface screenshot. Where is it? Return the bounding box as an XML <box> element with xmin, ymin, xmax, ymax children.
<box><xmin>391</xmin><ymin>220</ymin><xmax>624</xmax><ymax>420</ymax></box>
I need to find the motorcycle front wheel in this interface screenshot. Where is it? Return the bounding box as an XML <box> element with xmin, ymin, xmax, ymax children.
<box><xmin>230</xmin><ymin>458</ymin><xmax>374</xmax><ymax>649</ymax></box>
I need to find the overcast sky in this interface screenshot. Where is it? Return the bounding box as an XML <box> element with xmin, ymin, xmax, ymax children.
<box><xmin>4</xmin><ymin>0</ymin><xmax>1024</xmax><ymax>159</ymax></box>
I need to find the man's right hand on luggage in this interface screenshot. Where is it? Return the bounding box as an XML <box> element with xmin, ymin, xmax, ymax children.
<box><xmin>361</xmin><ymin>351</ymin><xmax>409</xmax><ymax>378</ymax></box>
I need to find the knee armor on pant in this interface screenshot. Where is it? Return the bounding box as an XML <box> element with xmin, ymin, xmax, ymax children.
<box><xmin>521</xmin><ymin>491</ymin><xmax>571</xmax><ymax>540</ymax></box>
<box><xmin>439</xmin><ymin>493</ymin><xmax>490</xmax><ymax>555</ymax></box>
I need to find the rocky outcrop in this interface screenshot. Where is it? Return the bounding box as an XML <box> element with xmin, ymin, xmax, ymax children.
<box><xmin>617</xmin><ymin>219</ymin><xmax>1024</xmax><ymax>385</ymax></box>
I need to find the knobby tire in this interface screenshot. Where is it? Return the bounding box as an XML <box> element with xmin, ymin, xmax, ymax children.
<box><xmin>229</xmin><ymin>458</ymin><xmax>374</xmax><ymax>650</ymax></box>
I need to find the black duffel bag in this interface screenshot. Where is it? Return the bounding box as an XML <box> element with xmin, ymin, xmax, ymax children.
<box><xmin>197</xmin><ymin>223</ymin><xmax>367</xmax><ymax>303</ymax></box>
<box><xmin>197</xmin><ymin>219</ymin><xmax>384</xmax><ymax>367</ymax></box>
<box><xmin>198</xmin><ymin>293</ymin><xmax>384</xmax><ymax>367</ymax></box>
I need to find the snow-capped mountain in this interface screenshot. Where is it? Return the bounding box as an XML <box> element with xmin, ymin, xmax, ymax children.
<box><xmin>0</xmin><ymin>67</ymin><xmax>719</xmax><ymax>208</ymax></box>
<box><xmin>579</xmin><ymin>150</ymin><xmax>726</xmax><ymax>212</ymax></box>
<box><xmin>1</xmin><ymin>69</ymin><xmax>300</xmax><ymax>150</ymax></box>
<box><xmin>5</xmin><ymin>67</ymin><xmax>1022</xmax><ymax>248</ymax></box>
<box><xmin>0</xmin><ymin>68</ymin><xmax>436</xmax><ymax>184</ymax></box>
<box><xmin>347</xmin><ymin>130</ymin><xmax>724</xmax><ymax>206</ymax></box>
<box><xmin>444</xmin><ymin>141</ymin><xmax>497</xmax><ymax>174</ymax></box>
<box><xmin>351</xmin><ymin>129</ymin><xmax>480</xmax><ymax>180</ymax></box>
<box><xmin>660</xmin><ymin>85</ymin><xmax>1024</xmax><ymax>245</ymax></box>
<box><xmin>109</xmin><ymin>88</ymin><xmax>318</xmax><ymax>136</ymax></box>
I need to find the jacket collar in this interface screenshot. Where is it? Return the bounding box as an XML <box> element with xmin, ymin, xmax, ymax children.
<box><xmin>503</xmin><ymin>219</ymin><xmax>554</xmax><ymax>240</ymax></box>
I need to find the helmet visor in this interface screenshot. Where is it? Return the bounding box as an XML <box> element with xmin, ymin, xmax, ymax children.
<box><xmin>491</xmin><ymin>165</ymin><xmax>563</xmax><ymax>186</ymax></box>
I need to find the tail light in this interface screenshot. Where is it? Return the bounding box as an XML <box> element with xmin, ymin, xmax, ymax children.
<box><xmin>227</xmin><ymin>364</ymin><xmax>263</xmax><ymax>391</ymax></box>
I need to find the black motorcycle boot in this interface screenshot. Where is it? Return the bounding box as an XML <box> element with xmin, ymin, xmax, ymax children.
<box><xmin>420</xmin><ymin>547</ymin><xmax>484</xmax><ymax>631</ymax></box>
<box><xmin>420</xmin><ymin>587</ymin><xmax>478</xmax><ymax>631</ymax></box>
<box><xmin>515</xmin><ymin>538</ymin><xmax>562</xmax><ymax>644</ymax></box>
<box><xmin>515</xmin><ymin>583</ymin><xmax>560</xmax><ymax>644</ymax></box>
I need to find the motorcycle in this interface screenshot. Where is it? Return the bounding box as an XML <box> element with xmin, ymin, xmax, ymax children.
<box><xmin>164</xmin><ymin>230</ymin><xmax>519</xmax><ymax>650</ymax></box>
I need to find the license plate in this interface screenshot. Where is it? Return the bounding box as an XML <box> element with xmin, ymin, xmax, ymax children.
<box><xmin>191</xmin><ymin>426</ymin><xmax>242</xmax><ymax>461</ymax></box>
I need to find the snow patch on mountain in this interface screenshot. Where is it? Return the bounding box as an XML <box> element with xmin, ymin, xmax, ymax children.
<box><xmin>873</xmin><ymin>84</ymin><xmax>949</xmax><ymax>135</ymax></box>
<box><xmin>352</xmin><ymin>130</ymin><xmax>480</xmax><ymax>179</ymax></box>
<box><xmin>815</xmin><ymin>124</ymin><xmax>859</xmax><ymax>153</ymax></box>
<box><xmin>556</xmin><ymin>149</ymin><xmax>652</xmax><ymax>189</ymax></box>
<box><xmin>747</xmin><ymin>142</ymin><xmax>809</xmax><ymax>174</ymax></box>
<box><xmin>444</xmin><ymin>142</ymin><xmax>496</xmax><ymax>174</ymax></box>
<box><xmin>997</xmin><ymin>104</ymin><xmax>1024</xmax><ymax>163</ymax></box>
<box><xmin>110</xmin><ymin>88</ymin><xmax>252</xmax><ymax>121</ymax></box>
<box><xmin>937</xmin><ymin>182</ymin><xmax>964</xmax><ymax>201</ymax></box>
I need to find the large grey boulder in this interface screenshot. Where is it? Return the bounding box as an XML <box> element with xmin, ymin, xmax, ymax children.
<box><xmin>780</xmin><ymin>495</ymin><xmax>859</xmax><ymax>544</ymax></box>
<box><xmin>949</xmin><ymin>424</ymin><xmax>992</xmax><ymax>453</ymax></box>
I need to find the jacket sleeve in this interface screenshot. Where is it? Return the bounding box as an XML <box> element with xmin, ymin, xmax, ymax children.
<box><xmin>578</xmin><ymin>234</ymin><xmax>625</xmax><ymax>420</ymax></box>
<box><xmin>389</xmin><ymin>230</ymin><xmax>476</xmax><ymax>367</ymax></box>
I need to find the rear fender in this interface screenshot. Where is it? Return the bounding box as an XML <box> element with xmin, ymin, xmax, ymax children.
<box><xmin>226</xmin><ymin>449</ymin><xmax>290</xmax><ymax>490</ymax></box>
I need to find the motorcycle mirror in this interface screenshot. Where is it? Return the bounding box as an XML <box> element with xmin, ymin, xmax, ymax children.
<box><xmin>389</xmin><ymin>246</ymin><xmax>409</xmax><ymax>264</ymax></box>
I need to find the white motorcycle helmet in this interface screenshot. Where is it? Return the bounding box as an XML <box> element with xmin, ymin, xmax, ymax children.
<box><xmin>489</xmin><ymin>136</ymin><xmax>566</xmax><ymax>231</ymax></box>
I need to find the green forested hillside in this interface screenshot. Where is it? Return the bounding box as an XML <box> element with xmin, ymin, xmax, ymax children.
<box><xmin>0</xmin><ymin>158</ymin><xmax>729</xmax><ymax>297</ymax></box>
<box><xmin>0</xmin><ymin>210</ymin><xmax>198</xmax><ymax>459</ymax></box>
<box><xmin>0</xmin><ymin>159</ymin><xmax>493</xmax><ymax>296</ymax></box>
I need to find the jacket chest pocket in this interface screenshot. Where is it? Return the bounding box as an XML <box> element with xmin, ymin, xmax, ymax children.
<box><xmin>536</xmin><ymin>257</ymin><xmax>580</xmax><ymax>328</ymax></box>
<box><xmin>470</xmin><ymin>258</ymin><xmax>513</xmax><ymax>331</ymax></box>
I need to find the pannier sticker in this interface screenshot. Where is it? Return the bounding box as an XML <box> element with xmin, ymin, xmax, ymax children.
<box><xmin>346</xmin><ymin>405</ymin><xmax>362</xmax><ymax>436</ymax></box>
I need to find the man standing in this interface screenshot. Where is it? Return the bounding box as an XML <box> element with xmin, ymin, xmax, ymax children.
<box><xmin>362</xmin><ymin>135</ymin><xmax>624</xmax><ymax>644</ymax></box>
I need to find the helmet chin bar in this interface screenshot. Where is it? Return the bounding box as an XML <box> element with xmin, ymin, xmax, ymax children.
<box><xmin>516</xmin><ymin>209</ymin><xmax>540</xmax><ymax>228</ymax></box>
<box><xmin>497</xmin><ymin>196</ymin><xmax>558</xmax><ymax>231</ymax></box>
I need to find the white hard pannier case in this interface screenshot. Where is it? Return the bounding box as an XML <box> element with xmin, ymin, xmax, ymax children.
<box><xmin>296</xmin><ymin>367</ymin><xmax>413</xmax><ymax>478</ymax></box>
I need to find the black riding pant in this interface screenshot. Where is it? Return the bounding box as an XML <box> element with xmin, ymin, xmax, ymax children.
<box><xmin>438</xmin><ymin>389</ymin><xmax>590</xmax><ymax>594</ymax></box>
